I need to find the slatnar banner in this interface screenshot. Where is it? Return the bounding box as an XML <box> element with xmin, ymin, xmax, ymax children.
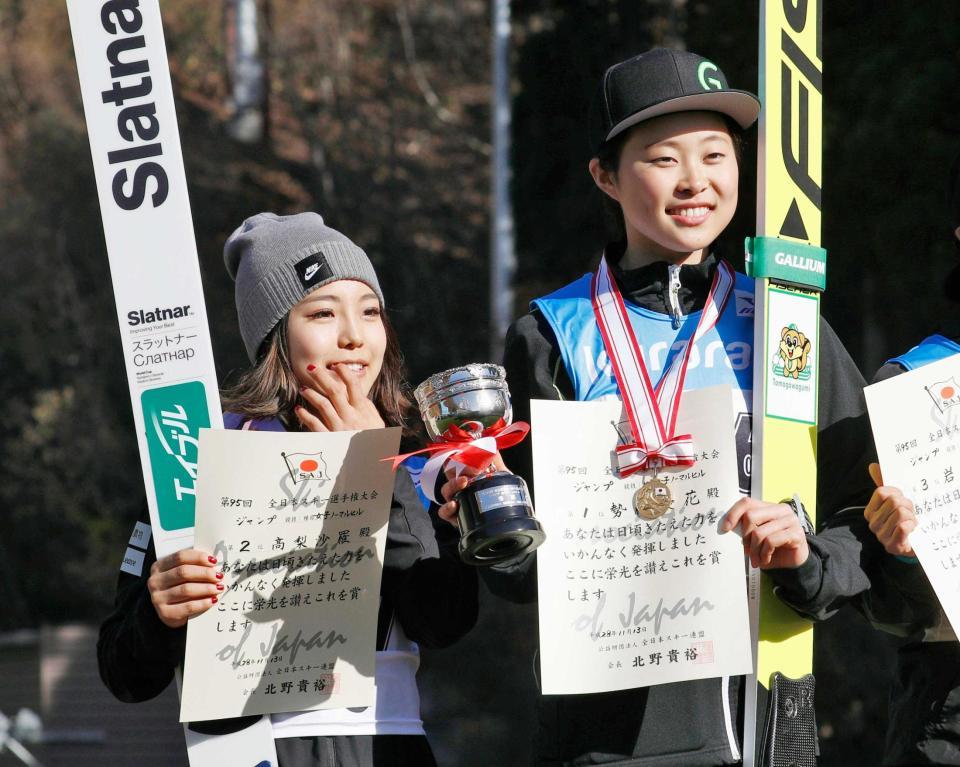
<box><xmin>66</xmin><ymin>0</ymin><xmax>223</xmax><ymax>559</ymax></box>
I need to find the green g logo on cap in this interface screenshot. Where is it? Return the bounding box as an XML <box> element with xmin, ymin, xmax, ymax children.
<box><xmin>698</xmin><ymin>61</ymin><xmax>722</xmax><ymax>90</ymax></box>
<box><xmin>142</xmin><ymin>381</ymin><xmax>210</xmax><ymax>531</ymax></box>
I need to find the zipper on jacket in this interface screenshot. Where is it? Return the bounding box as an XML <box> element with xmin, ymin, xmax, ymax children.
<box><xmin>667</xmin><ymin>264</ymin><xmax>683</xmax><ymax>329</ymax></box>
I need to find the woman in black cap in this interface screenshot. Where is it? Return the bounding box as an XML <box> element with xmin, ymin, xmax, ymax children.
<box><xmin>438</xmin><ymin>48</ymin><xmax>897</xmax><ymax>766</ymax></box>
<box><xmin>862</xmin><ymin>154</ymin><xmax>960</xmax><ymax>766</ymax></box>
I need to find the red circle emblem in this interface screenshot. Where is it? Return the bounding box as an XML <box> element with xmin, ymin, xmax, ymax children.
<box><xmin>942</xmin><ymin>386</ymin><xmax>956</xmax><ymax>400</ymax></box>
<box><xmin>300</xmin><ymin>459</ymin><xmax>319</xmax><ymax>472</ymax></box>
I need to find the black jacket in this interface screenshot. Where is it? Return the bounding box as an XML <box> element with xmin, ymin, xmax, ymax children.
<box><xmin>98</xmin><ymin>424</ymin><xmax>477</xmax><ymax>767</ymax></box>
<box><xmin>485</xmin><ymin>250</ymin><xmax>913</xmax><ymax>766</ymax></box>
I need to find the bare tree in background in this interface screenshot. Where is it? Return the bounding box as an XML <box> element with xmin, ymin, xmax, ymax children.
<box><xmin>226</xmin><ymin>0</ymin><xmax>265</xmax><ymax>143</ymax></box>
<box><xmin>490</xmin><ymin>0</ymin><xmax>514</xmax><ymax>361</ymax></box>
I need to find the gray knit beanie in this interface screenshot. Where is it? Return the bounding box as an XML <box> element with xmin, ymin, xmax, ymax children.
<box><xmin>224</xmin><ymin>212</ymin><xmax>384</xmax><ymax>362</ymax></box>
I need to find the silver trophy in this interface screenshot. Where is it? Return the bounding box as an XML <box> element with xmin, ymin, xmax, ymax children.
<box><xmin>415</xmin><ymin>363</ymin><xmax>545</xmax><ymax>566</ymax></box>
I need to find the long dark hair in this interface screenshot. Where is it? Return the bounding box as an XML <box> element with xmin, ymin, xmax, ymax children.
<box><xmin>594</xmin><ymin>114</ymin><xmax>746</xmax><ymax>244</ymax></box>
<box><xmin>220</xmin><ymin>310</ymin><xmax>414</xmax><ymax>435</ymax></box>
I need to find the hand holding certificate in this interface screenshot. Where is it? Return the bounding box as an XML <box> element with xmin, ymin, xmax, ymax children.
<box><xmin>179</xmin><ymin>426</ymin><xmax>400</xmax><ymax>723</ymax></box>
<box><xmin>865</xmin><ymin>355</ymin><xmax>960</xmax><ymax>634</ymax></box>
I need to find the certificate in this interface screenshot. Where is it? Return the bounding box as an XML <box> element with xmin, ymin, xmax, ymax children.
<box><xmin>180</xmin><ymin>426</ymin><xmax>400</xmax><ymax>722</ymax></box>
<box><xmin>866</xmin><ymin>355</ymin><xmax>960</xmax><ymax>634</ymax></box>
<box><xmin>532</xmin><ymin>386</ymin><xmax>752</xmax><ymax>695</ymax></box>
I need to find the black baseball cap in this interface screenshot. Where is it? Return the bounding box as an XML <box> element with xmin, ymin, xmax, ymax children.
<box><xmin>589</xmin><ymin>48</ymin><xmax>761</xmax><ymax>154</ymax></box>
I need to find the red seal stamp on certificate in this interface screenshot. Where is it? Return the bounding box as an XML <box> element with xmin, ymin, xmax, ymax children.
<box><xmin>691</xmin><ymin>640</ymin><xmax>715</xmax><ymax>665</ymax></box>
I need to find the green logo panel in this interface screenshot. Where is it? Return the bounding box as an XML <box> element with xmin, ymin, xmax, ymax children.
<box><xmin>141</xmin><ymin>382</ymin><xmax>210</xmax><ymax>531</ymax></box>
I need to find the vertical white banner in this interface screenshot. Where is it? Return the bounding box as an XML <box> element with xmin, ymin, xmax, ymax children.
<box><xmin>66</xmin><ymin>4</ymin><xmax>278</xmax><ymax>764</ymax></box>
<box><xmin>66</xmin><ymin>0</ymin><xmax>223</xmax><ymax>559</ymax></box>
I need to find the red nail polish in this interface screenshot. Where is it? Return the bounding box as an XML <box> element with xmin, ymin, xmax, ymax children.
<box><xmin>215</xmin><ymin>571</ymin><xmax>224</xmax><ymax>580</ymax></box>
<box><xmin>208</xmin><ymin>556</ymin><xmax>217</xmax><ymax>564</ymax></box>
<box><xmin>307</xmin><ymin>364</ymin><xmax>316</xmax><ymax>372</ymax></box>
<box><xmin>211</xmin><ymin>596</ymin><xmax>218</xmax><ymax>604</ymax></box>
<box><xmin>216</xmin><ymin>583</ymin><xmax>225</xmax><ymax>591</ymax></box>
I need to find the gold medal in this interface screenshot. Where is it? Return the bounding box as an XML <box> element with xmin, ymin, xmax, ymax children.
<box><xmin>633</xmin><ymin>477</ymin><xmax>673</xmax><ymax>520</ymax></box>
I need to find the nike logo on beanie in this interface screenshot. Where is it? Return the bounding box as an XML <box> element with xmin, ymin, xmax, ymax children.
<box><xmin>295</xmin><ymin>252</ymin><xmax>334</xmax><ymax>289</ymax></box>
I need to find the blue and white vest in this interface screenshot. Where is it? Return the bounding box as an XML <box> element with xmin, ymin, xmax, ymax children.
<box><xmin>532</xmin><ymin>267</ymin><xmax>756</xmax><ymax>493</ymax></box>
<box><xmin>533</xmin><ymin>270</ymin><xmax>755</xmax><ymax>401</ymax></box>
<box><xmin>888</xmin><ymin>334</ymin><xmax>960</xmax><ymax>371</ymax></box>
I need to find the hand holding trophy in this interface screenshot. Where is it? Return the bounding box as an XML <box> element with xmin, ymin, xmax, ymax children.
<box><xmin>415</xmin><ymin>363</ymin><xmax>545</xmax><ymax>566</ymax></box>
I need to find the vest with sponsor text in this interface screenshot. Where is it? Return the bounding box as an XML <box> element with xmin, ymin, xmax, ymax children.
<box><xmin>533</xmin><ymin>270</ymin><xmax>755</xmax><ymax>402</ymax></box>
<box><xmin>532</xmin><ymin>266</ymin><xmax>756</xmax><ymax>494</ymax></box>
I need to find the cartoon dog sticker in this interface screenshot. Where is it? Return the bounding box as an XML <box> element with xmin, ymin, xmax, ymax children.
<box><xmin>778</xmin><ymin>324</ymin><xmax>811</xmax><ymax>379</ymax></box>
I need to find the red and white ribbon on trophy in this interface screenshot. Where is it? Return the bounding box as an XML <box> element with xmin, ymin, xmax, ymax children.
<box><xmin>592</xmin><ymin>255</ymin><xmax>735</xmax><ymax>476</ymax></box>
<box><xmin>385</xmin><ymin>422</ymin><xmax>530</xmax><ymax>504</ymax></box>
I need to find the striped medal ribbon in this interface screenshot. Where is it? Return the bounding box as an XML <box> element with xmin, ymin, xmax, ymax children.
<box><xmin>591</xmin><ymin>255</ymin><xmax>735</xmax><ymax>481</ymax></box>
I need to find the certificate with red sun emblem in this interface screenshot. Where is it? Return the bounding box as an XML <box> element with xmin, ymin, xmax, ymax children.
<box><xmin>867</xmin><ymin>354</ymin><xmax>960</xmax><ymax>639</ymax></box>
<box><xmin>180</xmin><ymin>426</ymin><xmax>400</xmax><ymax>722</ymax></box>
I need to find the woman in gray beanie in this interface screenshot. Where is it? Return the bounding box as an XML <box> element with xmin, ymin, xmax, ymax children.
<box><xmin>98</xmin><ymin>212</ymin><xmax>478</xmax><ymax>767</ymax></box>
